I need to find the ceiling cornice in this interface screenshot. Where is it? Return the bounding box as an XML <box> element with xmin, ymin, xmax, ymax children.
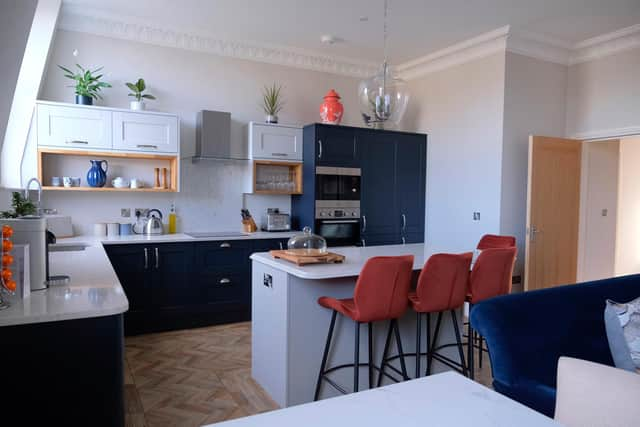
<box><xmin>396</xmin><ymin>26</ymin><xmax>510</xmax><ymax>80</ymax></box>
<box><xmin>57</xmin><ymin>5</ymin><xmax>379</xmax><ymax>78</ymax></box>
<box><xmin>57</xmin><ymin>5</ymin><xmax>640</xmax><ymax>80</ymax></box>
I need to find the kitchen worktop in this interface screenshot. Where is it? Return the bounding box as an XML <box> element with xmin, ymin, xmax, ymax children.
<box><xmin>250</xmin><ymin>243</ymin><xmax>471</xmax><ymax>279</ymax></box>
<box><xmin>57</xmin><ymin>231</ymin><xmax>299</xmax><ymax>246</ymax></box>
<box><xmin>0</xmin><ymin>238</ymin><xmax>128</xmax><ymax>327</ymax></box>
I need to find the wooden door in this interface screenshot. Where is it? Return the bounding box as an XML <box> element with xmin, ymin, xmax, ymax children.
<box><xmin>525</xmin><ymin>136</ymin><xmax>582</xmax><ymax>291</ymax></box>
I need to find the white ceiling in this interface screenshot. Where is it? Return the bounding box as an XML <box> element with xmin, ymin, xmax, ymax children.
<box><xmin>61</xmin><ymin>0</ymin><xmax>640</xmax><ymax>64</ymax></box>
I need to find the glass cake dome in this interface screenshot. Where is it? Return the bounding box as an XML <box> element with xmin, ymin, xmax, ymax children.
<box><xmin>287</xmin><ymin>226</ymin><xmax>327</xmax><ymax>255</ymax></box>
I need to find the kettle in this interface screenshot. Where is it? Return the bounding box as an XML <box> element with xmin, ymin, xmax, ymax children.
<box><xmin>133</xmin><ymin>209</ymin><xmax>164</xmax><ymax>235</ymax></box>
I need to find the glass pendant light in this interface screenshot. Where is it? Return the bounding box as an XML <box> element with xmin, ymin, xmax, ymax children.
<box><xmin>358</xmin><ymin>0</ymin><xmax>409</xmax><ymax>129</ymax></box>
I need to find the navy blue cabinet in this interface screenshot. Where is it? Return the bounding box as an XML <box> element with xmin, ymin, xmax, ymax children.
<box><xmin>316</xmin><ymin>124</ymin><xmax>359</xmax><ymax>167</ymax></box>
<box><xmin>360</xmin><ymin>130</ymin><xmax>427</xmax><ymax>246</ymax></box>
<box><xmin>105</xmin><ymin>238</ymin><xmax>291</xmax><ymax>335</ymax></box>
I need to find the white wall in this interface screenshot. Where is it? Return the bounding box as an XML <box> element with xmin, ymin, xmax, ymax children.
<box><xmin>501</xmin><ymin>52</ymin><xmax>568</xmax><ymax>275</ymax></box>
<box><xmin>615</xmin><ymin>137</ymin><xmax>640</xmax><ymax>276</ymax></box>
<box><xmin>566</xmin><ymin>46</ymin><xmax>640</xmax><ymax>138</ymax></box>
<box><xmin>404</xmin><ymin>52</ymin><xmax>506</xmax><ymax>252</ymax></box>
<box><xmin>38</xmin><ymin>29</ymin><xmax>363</xmax><ymax>235</ymax></box>
<box><xmin>578</xmin><ymin>140</ymin><xmax>619</xmax><ymax>281</ymax></box>
<box><xmin>0</xmin><ymin>0</ymin><xmax>38</xmax><ymax>210</ymax></box>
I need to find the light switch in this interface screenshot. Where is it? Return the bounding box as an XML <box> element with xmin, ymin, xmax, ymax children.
<box><xmin>263</xmin><ymin>273</ymin><xmax>273</xmax><ymax>288</ymax></box>
<box><xmin>602</xmin><ymin>209</ymin><xmax>608</xmax><ymax>217</ymax></box>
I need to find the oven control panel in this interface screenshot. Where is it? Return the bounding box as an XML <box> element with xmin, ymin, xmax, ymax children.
<box><xmin>316</xmin><ymin>207</ymin><xmax>361</xmax><ymax>219</ymax></box>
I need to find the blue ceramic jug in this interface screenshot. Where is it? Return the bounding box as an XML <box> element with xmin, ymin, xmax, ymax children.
<box><xmin>87</xmin><ymin>159</ymin><xmax>108</xmax><ymax>187</ymax></box>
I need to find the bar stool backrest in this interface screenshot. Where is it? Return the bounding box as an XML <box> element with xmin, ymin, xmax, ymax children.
<box><xmin>477</xmin><ymin>234</ymin><xmax>516</xmax><ymax>250</ymax></box>
<box><xmin>469</xmin><ymin>247</ymin><xmax>517</xmax><ymax>304</ymax></box>
<box><xmin>415</xmin><ymin>252</ymin><xmax>473</xmax><ymax>312</ymax></box>
<box><xmin>353</xmin><ymin>255</ymin><xmax>414</xmax><ymax>322</ymax></box>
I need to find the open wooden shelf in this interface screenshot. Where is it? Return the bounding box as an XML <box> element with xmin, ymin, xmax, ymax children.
<box><xmin>252</xmin><ymin>160</ymin><xmax>303</xmax><ymax>195</ymax></box>
<box><xmin>38</xmin><ymin>148</ymin><xmax>179</xmax><ymax>192</ymax></box>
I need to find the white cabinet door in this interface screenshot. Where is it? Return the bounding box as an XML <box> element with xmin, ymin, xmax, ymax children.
<box><xmin>37</xmin><ymin>104</ymin><xmax>112</xmax><ymax>150</ymax></box>
<box><xmin>250</xmin><ymin>123</ymin><xmax>302</xmax><ymax>161</ymax></box>
<box><xmin>112</xmin><ymin>112</ymin><xmax>178</xmax><ymax>153</ymax></box>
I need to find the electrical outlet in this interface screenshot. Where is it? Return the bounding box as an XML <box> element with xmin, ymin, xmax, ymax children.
<box><xmin>473</xmin><ymin>212</ymin><xmax>481</xmax><ymax>221</ymax></box>
<box><xmin>601</xmin><ymin>209</ymin><xmax>608</xmax><ymax>217</ymax></box>
<box><xmin>135</xmin><ymin>208</ymin><xmax>149</xmax><ymax>218</ymax></box>
<box><xmin>120</xmin><ymin>208</ymin><xmax>131</xmax><ymax>218</ymax></box>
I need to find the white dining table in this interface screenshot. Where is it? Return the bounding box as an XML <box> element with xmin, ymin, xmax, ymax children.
<box><xmin>206</xmin><ymin>371</ymin><xmax>559</xmax><ymax>427</ymax></box>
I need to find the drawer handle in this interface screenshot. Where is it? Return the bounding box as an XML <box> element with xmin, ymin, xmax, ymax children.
<box><xmin>271</xmin><ymin>152</ymin><xmax>288</xmax><ymax>157</ymax></box>
<box><xmin>219</xmin><ymin>278</ymin><xmax>232</xmax><ymax>285</ymax></box>
<box><xmin>136</xmin><ymin>144</ymin><xmax>158</xmax><ymax>149</ymax></box>
<box><xmin>220</xmin><ymin>242</ymin><xmax>231</xmax><ymax>248</ymax></box>
<box><xmin>66</xmin><ymin>140</ymin><xmax>89</xmax><ymax>145</ymax></box>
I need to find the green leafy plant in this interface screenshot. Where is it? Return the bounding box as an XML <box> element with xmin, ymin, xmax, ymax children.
<box><xmin>262</xmin><ymin>83</ymin><xmax>284</xmax><ymax>116</ymax></box>
<box><xmin>0</xmin><ymin>192</ymin><xmax>37</xmax><ymax>218</ymax></box>
<box><xmin>58</xmin><ymin>63</ymin><xmax>112</xmax><ymax>99</ymax></box>
<box><xmin>126</xmin><ymin>78</ymin><xmax>156</xmax><ymax>102</ymax></box>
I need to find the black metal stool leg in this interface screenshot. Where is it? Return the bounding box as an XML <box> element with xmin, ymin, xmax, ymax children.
<box><xmin>377</xmin><ymin>320</ymin><xmax>394</xmax><ymax>387</ymax></box>
<box><xmin>415</xmin><ymin>312</ymin><xmax>422</xmax><ymax>378</ymax></box>
<box><xmin>368</xmin><ymin>322</ymin><xmax>374</xmax><ymax>389</ymax></box>
<box><xmin>392</xmin><ymin>320</ymin><xmax>409</xmax><ymax>381</ymax></box>
<box><xmin>427</xmin><ymin>312</ymin><xmax>443</xmax><ymax>376</ymax></box>
<box><xmin>314</xmin><ymin>310</ymin><xmax>337</xmax><ymax>401</ymax></box>
<box><xmin>467</xmin><ymin>319</ymin><xmax>475</xmax><ymax>380</ymax></box>
<box><xmin>450</xmin><ymin>310</ymin><xmax>468</xmax><ymax>377</ymax></box>
<box><xmin>425</xmin><ymin>313</ymin><xmax>431</xmax><ymax>375</ymax></box>
<box><xmin>354</xmin><ymin>321</ymin><xmax>360</xmax><ymax>392</ymax></box>
<box><xmin>478</xmin><ymin>335</ymin><xmax>483</xmax><ymax>369</ymax></box>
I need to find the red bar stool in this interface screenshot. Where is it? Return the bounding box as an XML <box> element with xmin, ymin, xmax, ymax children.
<box><xmin>407</xmin><ymin>252</ymin><xmax>473</xmax><ymax>379</ymax></box>
<box><xmin>314</xmin><ymin>255</ymin><xmax>414</xmax><ymax>400</ymax></box>
<box><xmin>476</xmin><ymin>234</ymin><xmax>516</xmax><ymax>250</ymax></box>
<box><xmin>466</xmin><ymin>247</ymin><xmax>517</xmax><ymax>379</ymax></box>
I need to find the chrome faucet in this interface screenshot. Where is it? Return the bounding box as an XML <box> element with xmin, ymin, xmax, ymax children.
<box><xmin>24</xmin><ymin>177</ymin><xmax>42</xmax><ymax>210</ymax></box>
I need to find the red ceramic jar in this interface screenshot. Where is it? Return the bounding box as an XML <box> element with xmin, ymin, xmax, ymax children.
<box><xmin>319</xmin><ymin>89</ymin><xmax>344</xmax><ymax>124</ymax></box>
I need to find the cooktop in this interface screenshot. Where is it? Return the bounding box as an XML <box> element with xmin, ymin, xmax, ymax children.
<box><xmin>185</xmin><ymin>231</ymin><xmax>249</xmax><ymax>238</ymax></box>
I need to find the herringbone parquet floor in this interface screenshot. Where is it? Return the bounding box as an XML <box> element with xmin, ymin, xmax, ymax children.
<box><xmin>124</xmin><ymin>321</ymin><xmax>493</xmax><ymax>427</ymax></box>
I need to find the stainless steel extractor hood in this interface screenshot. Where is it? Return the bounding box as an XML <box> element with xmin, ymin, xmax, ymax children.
<box><xmin>194</xmin><ymin>110</ymin><xmax>248</xmax><ymax>161</ymax></box>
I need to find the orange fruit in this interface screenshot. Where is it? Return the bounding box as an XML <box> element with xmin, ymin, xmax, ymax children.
<box><xmin>2</xmin><ymin>254</ymin><xmax>13</xmax><ymax>266</ymax></box>
<box><xmin>2</xmin><ymin>239</ymin><xmax>13</xmax><ymax>252</ymax></box>
<box><xmin>1</xmin><ymin>269</ymin><xmax>12</xmax><ymax>282</ymax></box>
<box><xmin>1</xmin><ymin>225</ymin><xmax>12</xmax><ymax>238</ymax></box>
<box><xmin>4</xmin><ymin>279</ymin><xmax>16</xmax><ymax>292</ymax></box>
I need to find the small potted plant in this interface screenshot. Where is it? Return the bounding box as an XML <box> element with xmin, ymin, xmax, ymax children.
<box><xmin>126</xmin><ymin>78</ymin><xmax>156</xmax><ymax>110</ymax></box>
<box><xmin>58</xmin><ymin>64</ymin><xmax>111</xmax><ymax>105</ymax></box>
<box><xmin>262</xmin><ymin>83</ymin><xmax>284</xmax><ymax>124</ymax></box>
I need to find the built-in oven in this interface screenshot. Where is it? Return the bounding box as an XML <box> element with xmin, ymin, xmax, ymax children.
<box><xmin>315</xmin><ymin>205</ymin><xmax>361</xmax><ymax>247</ymax></box>
<box><xmin>316</xmin><ymin>167</ymin><xmax>361</xmax><ymax>201</ymax></box>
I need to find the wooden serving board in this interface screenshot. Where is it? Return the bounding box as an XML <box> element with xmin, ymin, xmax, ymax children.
<box><xmin>269</xmin><ymin>250</ymin><xmax>345</xmax><ymax>266</ymax></box>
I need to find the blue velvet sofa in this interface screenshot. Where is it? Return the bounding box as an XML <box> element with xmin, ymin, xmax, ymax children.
<box><xmin>470</xmin><ymin>274</ymin><xmax>640</xmax><ymax>417</ymax></box>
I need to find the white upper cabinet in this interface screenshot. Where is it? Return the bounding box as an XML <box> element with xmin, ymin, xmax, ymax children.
<box><xmin>112</xmin><ymin>112</ymin><xmax>178</xmax><ymax>154</ymax></box>
<box><xmin>250</xmin><ymin>122</ymin><xmax>302</xmax><ymax>161</ymax></box>
<box><xmin>37</xmin><ymin>103</ymin><xmax>112</xmax><ymax>150</ymax></box>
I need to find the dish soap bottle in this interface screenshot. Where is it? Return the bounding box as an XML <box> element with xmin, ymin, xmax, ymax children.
<box><xmin>168</xmin><ymin>203</ymin><xmax>177</xmax><ymax>234</ymax></box>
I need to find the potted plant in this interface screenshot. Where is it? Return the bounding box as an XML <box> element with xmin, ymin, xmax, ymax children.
<box><xmin>262</xmin><ymin>83</ymin><xmax>284</xmax><ymax>124</ymax></box>
<box><xmin>126</xmin><ymin>78</ymin><xmax>156</xmax><ymax>110</ymax></box>
<box><xmin>58</xmin><ymin>64</ymin><xmax>111</xmax><ymax>105</ymax></box>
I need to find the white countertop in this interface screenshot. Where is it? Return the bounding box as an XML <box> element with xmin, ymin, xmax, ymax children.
<box><xmin>208</xmin><ymin>372</ymin><xmax>559</xmax><ymax>427</ymax></box>
<box><xmin>250</xmin><ymin>244</ymin><xmax>471</xmax><ymax>279</ymax></box>
<box><xmin>70</xmin><ymin>231</ymin><xmax>299</xmax><ymax>245</ymax></box>
<box><xmin>0</xmin><ymin>239</ymin><xmax>128</xmax><ymax>327</ymax></box>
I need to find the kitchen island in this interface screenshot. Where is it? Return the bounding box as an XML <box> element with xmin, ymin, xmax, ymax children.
<box><xmin>251</xmin><ymin>244</ymin><xmax>471</xmax><ymax>408</ymax></box>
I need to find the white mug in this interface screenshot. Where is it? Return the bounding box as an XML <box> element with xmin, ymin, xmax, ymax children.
<box><xmin>63</xmin><ymin>177</ymin><xmax>72</xmax><ymax>187</ymax></box>
<box><xmin>93</xmin><ymin>223</ymin><xmax>107</xmax><ymax>237</ymax></box>
<box><xmin>130</xmin><ymin>178</ymin><xmax>142</xmax><ymax>189</ymax></box>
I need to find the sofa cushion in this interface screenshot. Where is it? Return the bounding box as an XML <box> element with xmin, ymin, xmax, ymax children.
<box><xmin>604</xmin><ymin>297</ymin><xmax>640</xmax><ymax>373</ymax></box>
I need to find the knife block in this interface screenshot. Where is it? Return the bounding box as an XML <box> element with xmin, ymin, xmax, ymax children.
<box><xmin>242</xmin><ymin>218</ymin><xmax>257</xmax><ymax>233</ymax></box>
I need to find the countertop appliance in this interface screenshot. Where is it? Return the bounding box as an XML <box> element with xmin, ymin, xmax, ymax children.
<box><xmin>261</xmin><ymin>208</ymin><xmax>291</xmax><ymax>232</ymax></box>
<box><xmin>0</xmin><ymin>217</ymin><xmax>48</xmax><ymax>291</ymax></box>
<box><xmin>132</xmin><ymin>209</ymin><xmax>164</xmax><ymax>235</ymax></box>
<box><xmin>314</xmin><ymin>167</ymin><xmax>361</xmax><ymax>246</ymax></box>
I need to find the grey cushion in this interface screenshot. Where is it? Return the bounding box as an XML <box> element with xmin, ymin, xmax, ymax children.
<box><xmin>604</xmin><ymin>297</ymin><xmax>640</xmax><ymax>373</ymax></box>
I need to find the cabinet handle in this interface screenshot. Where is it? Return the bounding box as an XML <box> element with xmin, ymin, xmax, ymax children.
<box><xmin>362</xmin><ymin>215</ymin><xmax>367</xmax><ymax>232</ymax></box>
<box><xmin>219</xmin><ymin>278</ymin><xmax>232</xmax><ymax>285</ymax></box>
<box><xmin>144</xmin><ymin>248</ymin><xmax>149</xmax><ymax>270</ymax></box>
<box><xmin>136</xmin><ymin>144</ymin><xmax>158</xmax><ymax>149</ymax></box>
<box><xmin>271</xmin><ymin>152</ymin><xmax>288</xmax><ymax>157</ymax></box>
<box><xmin>402</xmin><ymin>213</ymin><xmax>407</xmax><ymax>231</ymax></box>
<box><xmin>155</xmin><ymin>247</ymin><xmax>159</xmax><ymax>269</ymax></box>
<box><xmin>279</xmin><ymin>241</ymin><xmax>283</xmax><ymax>250</ymax></box>
<box><xmin>220</xmin><ymin>242</ymin><xmax>231</xmax><ymax>248</ymax></box>
<box><xmin>361</xmin><ymin>239</ymin><xmax>366</xmax><ymax>247</ymax></box>
<box><xmin>318</xmin><ymin>140</ymin><xmax>323</xmax><ymax>159</ymax></box>
<box><xmin>402</xmin><ymin>236</ymin><xmax>406</xmax><ymax>245</ymax></box>
<box><xmin>65</xmin><ymin>140</ymin><xmax>89</xmax><ymax>145</ymax></box>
